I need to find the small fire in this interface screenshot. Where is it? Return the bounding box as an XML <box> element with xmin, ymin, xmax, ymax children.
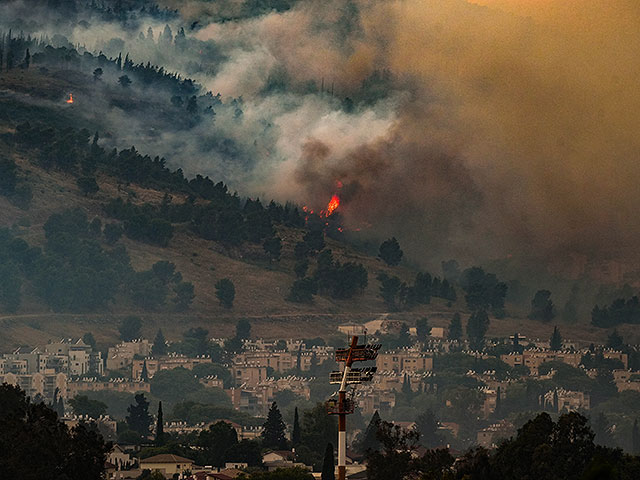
<box><xmin>326</xmin><ymin>194</ymin><xmax>340</xmax><ymax>216</ymax></box>
<box><xmin>66</xmin><ymin>93</ymin><xmax>74</xmax><ymax>104</ymax></box>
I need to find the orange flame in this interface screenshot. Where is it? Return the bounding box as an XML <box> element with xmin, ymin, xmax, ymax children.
<box><xmin>66</xmin><ymin>93</ymin><xmax>74</xmax><ymax>104</ymax></box>
<box><xmin>326</xmin><ymin>194</ymin><xmax>340</xmax><ymax>216</ymax></box>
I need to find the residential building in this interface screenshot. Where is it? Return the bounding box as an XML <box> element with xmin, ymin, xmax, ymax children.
<box><xmin>132</xmin><ymin>354</ymin><xmax>212</xmax><ymax>380</ymax></box>
<box><xmin>376</xmin><ymin>350</ymin><xmax>433</xmax><ymax>373</ymax></box>
<box><xmin>139</xmin><ymin>454</ymin><xmax>195</xmax><ymax>476</ymax></box>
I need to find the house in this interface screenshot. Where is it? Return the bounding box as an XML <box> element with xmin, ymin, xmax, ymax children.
<box><xmin>139</xmin><ymin>454</ymin><xmax>195</xmax><ymax>476</ymax></box>
<box><xmin>262</xmin><ymin>451</ymin><xmax>295</xmax><ymax>463</ymax></box>
<box><xmin>108</xmin><ymin>445</ymin><xmax>132</xmax><ymax>470</ymax></box>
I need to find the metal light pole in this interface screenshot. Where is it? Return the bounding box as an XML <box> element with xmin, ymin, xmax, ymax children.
<box><xmin>327</xmin><ymin>336</ymin><xmax>381</xmax><ymax>480</ymax></box>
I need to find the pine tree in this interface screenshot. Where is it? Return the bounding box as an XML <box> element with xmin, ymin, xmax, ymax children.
<box><xmin>152</xmin><ymin>329</ymin><xmax>167</xmax><ymax>356</ymax></box>
<box><xmin>262</xmin><ymin>402</ymin><xmax>287</xmax><ymax>449</ymax></box>
<box><xmin>321</xmin><ymin>443</ymin><xmax>336</xmax><ymax>480</ymax></box>
<box><xmin>292</xmin><ymin>407</ymin><xmax>301</xmax><ymax>446</ymax></box>
<box><xmin>359</xmin><ymin>411</ymin><xmax>381</xmax><ymax>453</ymax></box>
<box><xmin>448</xmin><ymin>313</ymin><xmax>463</xmax><ymax>341</ymax></box>
<box><xmin>23</xmin><ymin>48</ymin><xmax>30</xmax><ymax>69</ymax></box>
<box><xmin>126</xmin><ymin>394</ymin><xmax>152</xmax><ymax>436</ymax></box>
<box><xmin>550</xmin><ymin>326</ymin><xmax>563</xmax><ymax>351</ymax></box>
<box><xmin>155</xmin><ymin>402</ymin><xmax>165</xmax><ymax>446</ymax></box>
<box><xmin>494</xmin><ymin>386</ymin><xmax>501</xmax><ymax>416</ymax></box>
<box><xmin>632</xmin><ymin>419</ymin><xmax>640</xmax><ymax>455</ymax></box>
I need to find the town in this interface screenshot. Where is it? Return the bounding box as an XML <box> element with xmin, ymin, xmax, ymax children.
<box><xmin>2</xmin><ymin>315</ymin><xmax>638</xmax><ymax>479</ymax></box>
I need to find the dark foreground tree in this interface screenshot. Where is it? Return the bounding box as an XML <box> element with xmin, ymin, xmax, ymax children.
<box><xmin>0</xmin><ymin>384</ymin><xmax>111</xmax><ymax>479</ymax></box>
<box><xmin>321</xmin><ymin>443</ymin><xmax>335</xmax><ymax>480</ymax></box>
<box><xmin>126</xmin><ymin>393</ymin><xmax>152</xmax><ymax>436</ymax></box>
<box><xmin>262</xmin><ymin>402</ymin><xmax>288</xmax><ymax>449</ymax></box>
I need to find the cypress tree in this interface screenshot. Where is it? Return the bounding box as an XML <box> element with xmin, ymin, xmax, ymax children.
<box><xmin>550</xmin><ymin>326</ymin><xmax>563</xmax><ymax>351</ymax></box>
<box><xmin>321</xmin><ymin>443</ymin><xmax>336</xmax><ymax>480</ymax></box>
<box><xmin>448</xmin><ymin>313</ymin><xmax>463</xmax><ymax>341</ymax></box>
<box><xmin>155</xmin><ymin>402</ymin><xmax>164</xmax><ymax>445</ymax></box>
<box><xmin>152</xmin><ymin>329</ymin><xmax>167</xmax><ymax>356</ymax></box>
<box><xmin>292</xmin><ymin>407</ymin><xmax>301</xmax><ymax>446</ymax></box>
<box><xmin>140</xmin><ymin>360</ymin><xmax>149</xmax><ymax>382</ymax></box>
<box><xmin>262</xmin><ymin>402</ymin><xmax>287</xmax><ymax>449</ymax></box>
<box><xmin>402</xmin><ymin>374</ymin><xmax>412</xmax><ymax>398</ymax></box>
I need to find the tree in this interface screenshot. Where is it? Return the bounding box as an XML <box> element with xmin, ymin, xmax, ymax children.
<box><xmin>377</xmin><ymin>273</ymin><xmax>405</xmax><ymax>311</ymax></box>
<box><xmin>77</xmin><ymin>176</ymin><xmax>99</xmax><ymax>196</ymax></box>
<box><xmin>104</xmin><ymin>223</ymin><xmax>123</xmax><ymax>245</ymax></box>
<box><xmin>262</xmin><ymin>402</ymin><xmax>287</xmax><ymax>449</ymax></box>
<box><xmin>550</xmin><ymin>326</ymin><xmax>563</xmax><ymax>351</ymax></box>
<box><xmin>358</xmin><ymin>411</ymin><xmax>381</xmax><ymax>453</ymax></box>
<box><xmin>236</xmin><ymin>319</ymin><xmax>252</xmax><ymax>340</ymax></box>
<box><xmin>0</xmin><ymin>384</ymin><xmax>111</xmax><ymax>480</ymax></box>
<box><xmin>292</xmin><ymin>407</ymin><xmax>301</xmax><ymax>446</ymax></box>
<box><xmin>416</xmin><ymin>317</ymin><xmax>429</xmax><ymax>341</ymax></box>
<box><xmin>415</xmin><ymin>410</ymin><xmax>443</xmax><ymax>448</ymax></box>
<box><xmin>294</xmin><ymin>259</ymin><xmax>309</xmax><ymax>278</ymax></box>
<box><xmin>321</xmin><ymin>443</ymin><xmax>335</xmax><ymax>480</ymax></box>
<box><xmin>173</xmin><ymin>281</ymin><xmax>195</xmax><ymax>311</ymax></box>
<box><xmin>93</xmin><ymin>67</ymin><xmax>103</xmax><ymax>81</ymax></box>
<box><xmin>118</xmin><ymin>316</ymin><xmax>142</xmax><ymax>341</ymax></box>
<box><xmin>366</xmin><ymin>421</ymin><xmax>420</xmax><ymax>480</ymax></box>
<box><xmin>287</xmin><ymin>278</ymin><xmax>317</xmax><ymax>303</ymax></box>
<box><xmin>530</xmin><ymin>290</ymin><xmax>555</xmax><ymax>322</ymax></box>
<box><xmin>466</xmin><ymin>310</ymin><xmax>490</xmax><ymax>350</ymax></box>
<box><xmin>152</xmin><ymin>329</ymin><xmax>167</xmax><ymax>356</ymax></box>
<box><xmin>89</xmin><ymin>217</ymin><xmax>102</xmax><ymax>237</ymax></box>
<box><xmin>606</xmin><ymin>329</ymin><xmax>623</xmax><ymax>350</ymax></box>
<box><xmin>126</xmin><ymin>393</ymin><xmax>152</xmax><ymax>436</ymax></box>
<box><xmin>0</xmin><ymin>156</ymin><xmax>18</xmax><ymax>195</ymax></box>
<box><xmin>591</xmin><ymin>412</ymin><xmax>615</xmax><ymax>447</ymax></box>
<box><xmin>244</xmin><ymin>467</ymin><xmax>314</xmax><ymax>479</ymax></box>
<box><xmin>298</xmin><ymin>404</ymin><xmax>337</xmax><ymax>470</ymax></box>
<box><xmin>460</xmin><ymin>267</ymin><xmax>507</xmax><ymax>314</ymax></box>
<box><xmin>23</xmin><ymin>48</ymin><xmax>30</xmax><ymax>69</ymax></box>
<box><xmin>118</xmin><ymin>75</ymin><xmax>132</xmax><ymax>88</ymax></box>
<box><xmin>215</xmin><ymin>278</ymin><xmax>235</xmax><ymax>308</ymax></box>
<box><xmin>448</xmin><ymin>313</ymin><xmax>462</xmax><ymax>341</ymax></box>
<box><xmin>186</xmin><ymin>95</ymin><xmax>198</xmax><ymax>114</ymax></box>
<box><xmin>182</xmin><ymin>327</ymin><xmax>211</xmax><ymax>357</ymax></box>
<box><xmin>633</xmin><ymin>419</ymin><xmax>640</xmax><ymax>455</ymax></box>
<box><xmin>378</xmin><ymin>237</ymin><xmax>403</xmax><ymax>266</ymax></box>
<box><xmin>155</xmin><ymin>402</ymin><xmax>165</xmax><ymax>446</ymax></box>
<box><xmin>263</xmin><ymin>236</ymin><xmax>282</xmax><ymax>261</ymax></box>
<box><xmin>413</xmin><ymin>272</ymin><xmax>432</xmax><ymax>304</ymax></box>
<box><xmin>197</xmin><ymin>421</ymin><xmax>239</xmax><ymax>467</ymax></box>
<box><xmin>82</xmin><ymin>332</ymin><xmax>96</xmax><ymax>350</ymax></box>
<box><xmin>69</xmin><ymin>395</ymin><xmax>107</xmax><ymax>418</ymax></box>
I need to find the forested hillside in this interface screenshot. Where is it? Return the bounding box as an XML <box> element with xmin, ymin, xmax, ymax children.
<box><xmin>1</xmin><ymin>1</ymin><xmax>639</xmax><ymax>351</ymax></box>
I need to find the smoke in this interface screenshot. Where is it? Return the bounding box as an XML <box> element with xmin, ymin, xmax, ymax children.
<box><xmin>196</xmin><ymin>0</ymin><xmax>640</xmax><ymax>272</ymax></box>
<box><xmin>5</xmin><ymin>0</ymin><xmax>640</xmax><ymax>276</ymax></box>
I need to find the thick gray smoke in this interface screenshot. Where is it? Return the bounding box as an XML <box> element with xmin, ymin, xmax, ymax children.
<box><xmin>4</xmin><ymin>0</ymin><xmax>640</xmax><ymax>281</ymax></box>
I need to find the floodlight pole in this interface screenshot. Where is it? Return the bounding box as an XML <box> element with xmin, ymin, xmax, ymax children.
<box><xmin>338</xmin><ymin>335</ymin><xmax>358</xmax><ymax>480</ymax></box>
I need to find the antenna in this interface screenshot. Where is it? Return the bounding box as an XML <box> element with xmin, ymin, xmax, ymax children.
<box><xmin>327</xmin><ymin>336</ymin><xmax>381</xmax><ymax>480</ymax></box>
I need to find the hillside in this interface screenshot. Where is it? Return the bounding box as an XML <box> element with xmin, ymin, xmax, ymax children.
<box><xmin>0</xmin><ymin>62</ymin><xmax>635</xmax><ymax>352</ymax></box>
